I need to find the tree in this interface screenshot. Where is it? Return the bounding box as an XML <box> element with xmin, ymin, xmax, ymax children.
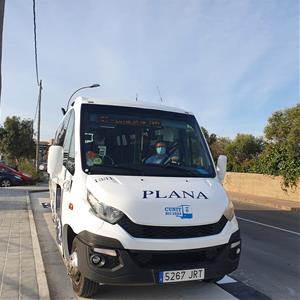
<box><xmin>210</xmin><ymin>137</ymin><xmax>232</xmax><ymax>162</ymax></box>
<box><xmin>254</xmin><ymin>104</ymin><xmax>300</xmax><ymax>188</ymax></box>
<box><xmin>0</xmin><ymin>116</ymin><xmax>35</xmax><ymax>163</ymax></box>
<box><xmin>225</xmin><ymin>134</ymin><xmax>264</xmax><ymax>172</ymax></box>
<box><xmin>201</xmin><ymin>127</ymin><xmax>232</xmax><ymax>162</ymax></box>
<box><xmin>264</xmin><ymin>104</ymin><xmax>300</xmax><ymax>157</ymax></box>
<box><xmin>201</xmin><ymin>127</ymin><xmax>217</xmax><ymax>146</ymax></box>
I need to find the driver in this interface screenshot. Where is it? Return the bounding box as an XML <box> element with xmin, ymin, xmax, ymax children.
<box><xmin>145</xmin><ymin>141</ymin><xmax>168</xmax><ymax>164</ymax></box>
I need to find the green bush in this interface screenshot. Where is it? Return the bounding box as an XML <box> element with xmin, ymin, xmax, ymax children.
<box><xmin>18</xmin><ymin>160</ymin><xmax>41</xmax><ymax>184</ymax></box>
<box><xmin>224</xmin><ymin>134</ymin><xmax>263</xmax><ymax>172</ymax></box>
<box><xmin>252</xmin><ymin>143</ymin><xmax>300</xmax><ymax>189</ymax></box>
<box><xmin>254</xmin><ymin>104</ymin><xmax>300</xmax><ymax>189</ymax></box>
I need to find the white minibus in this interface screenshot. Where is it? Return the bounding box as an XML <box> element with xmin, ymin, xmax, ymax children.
<box><xmin>47</xmin><ymin>97</ymin><xmax>240</xmax><ymax>297</ymax></box>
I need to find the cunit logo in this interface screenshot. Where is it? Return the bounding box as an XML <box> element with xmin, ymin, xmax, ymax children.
<box><xmin>165</xmin><ymin>205</ymin><xmax>193</xmax><ymax>219</ymax></box>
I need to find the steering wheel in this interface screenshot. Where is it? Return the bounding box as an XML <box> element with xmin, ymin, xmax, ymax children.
<box><xmin>163</xmin><ymin>156</ymin><xmax>182</xmax><ymax>166</ymax></box>
<box><xmin>102</xmin><ymin>155</ymin><xmax>115</xmax><ymax>165</ymax></box>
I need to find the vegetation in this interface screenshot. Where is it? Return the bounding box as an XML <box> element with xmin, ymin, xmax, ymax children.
<box><xmin>0</xmin><ymin>116</ymin><xmax>35</xmax><ymax>162</ymax></box>
<box><xmin>0</xmin><ymin>116</ymin><xmax>39</xmax><ymax>181</ymax></box>
<box><xmin>203</xmin><ymin>103</ymin><xmax>300</xmax><ymax>189</ymax></box>
<box><xmin>253</xmin><ymin>104</ymin><xmax>300</xmax><ymax>188</ymax></box>
<box><xmin>225</xmin><ymin>134</ymin><xmax>263</xmax><ymax>172</ymax></box>
<box><xmin>18</xmin><ymin>159</ymin><xmax>41</xmax><ymax>183</ymax></box>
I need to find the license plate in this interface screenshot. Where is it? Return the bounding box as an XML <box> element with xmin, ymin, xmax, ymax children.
<box><xmin>159</xmin><ymin>268</ymin><xmax>205</xmax><ymax>283</ymax></box>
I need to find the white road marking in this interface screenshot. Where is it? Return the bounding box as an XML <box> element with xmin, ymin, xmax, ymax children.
<box><xmin>217</xmin><ymin>276</ymin><xmax>237</xmax><ymax>284</ymax></box>
<box><xmin>237</xmin><ymin>217</ymin><xmax>300</xmax><ymax>236</ymax></box>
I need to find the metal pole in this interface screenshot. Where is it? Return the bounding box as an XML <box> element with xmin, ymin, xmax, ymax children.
<box><xmin>66</xmin><ymin>84</ymin><xmax>100</xmax><ymax>111</ymax></box>
<box><xmin>35</xmin><ymin>79</ymin><xmax>42</xmax><ymax>171</ymax></box>
<box><xmin>0</xmin><ymin>0</ymin><xmax>5</xmax><ymax>110</ymax></box>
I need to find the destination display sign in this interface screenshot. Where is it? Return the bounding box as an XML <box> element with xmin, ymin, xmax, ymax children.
<box><xmin>97</xmin><ymin>115</ymin><xmax>161</xmax><ymax>127</ymax></box>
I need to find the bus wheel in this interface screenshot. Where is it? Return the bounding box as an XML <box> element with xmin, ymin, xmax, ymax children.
<box><xmin>69</xmin><ymin>239</ymin><xmax>98</xmax><ymax>298</ymax></box>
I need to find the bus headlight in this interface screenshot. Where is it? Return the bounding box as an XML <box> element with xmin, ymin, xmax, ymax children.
<box><xmin>224</xmin><ymin>199</ymin><xmax>235</xmax><ymax>221</ymax></box>
<box><xmin>87</xmin><ymin>191</ymin><xmax>123</xmax><ymax>224</ymax></box>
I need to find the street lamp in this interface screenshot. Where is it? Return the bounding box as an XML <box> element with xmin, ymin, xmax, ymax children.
<box><xmin>63</xmin><ymin>83</ymin><xmax>100</xmax><ymax>114</ymax></box>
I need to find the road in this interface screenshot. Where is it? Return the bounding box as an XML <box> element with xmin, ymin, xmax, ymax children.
<box><xmin>232</xmin><ymin>201</ymin><xmax>300</xmax><ymax>300</ymax></box>
<box><xmin>30</xmin><ymin>192</ymin><xmax>300</xmax><ymax>299</ymax></box>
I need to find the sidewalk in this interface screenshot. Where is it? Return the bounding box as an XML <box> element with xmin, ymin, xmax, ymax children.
<box><xmin>0</xmin><ymin>187</ymin><xmax>50</xmax><ymax>299</ymax></box>
<box><xmin>228</xmin><ymin>191</ymin><xmax>300</xmax><ymax>211</ymax></box>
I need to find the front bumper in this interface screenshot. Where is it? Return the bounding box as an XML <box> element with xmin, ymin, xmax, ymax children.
<box><xmin>74</xmin><ymin>230</ymin><xmax>241</xmax><ymax>285</ymax></box>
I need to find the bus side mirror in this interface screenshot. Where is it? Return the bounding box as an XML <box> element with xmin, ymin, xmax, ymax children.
<box><xmin>47</xmin><ymin>145</ymin><xmax>63</xmax><ymax>177</ymax></box>
<box><xmin>217</xmin><ymin>155</ymin><xmax>227</xmax><ymax>184</ymax></box>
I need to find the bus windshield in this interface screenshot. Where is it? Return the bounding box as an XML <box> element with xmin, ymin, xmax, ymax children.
<box><xmin>80</xmin><ymin>104</ymin><xmax>216</xmax><ymax>178</ymax></box>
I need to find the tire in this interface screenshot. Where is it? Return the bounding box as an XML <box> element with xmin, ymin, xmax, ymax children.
<box><xmin>1</xmin><ymin>179</ymin><xmax>11</xmax><ymax>187</ymax></box>
<box><xmin>70</xmin><ymin>239</ymin><xmax>98</xmax><ymax>298</ymax></box>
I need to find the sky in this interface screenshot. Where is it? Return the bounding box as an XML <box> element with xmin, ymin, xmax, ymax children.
<box><xmin>0</xmin><ymin>0</ymin><xmax>299</xmax><ymax>140</ymax></box>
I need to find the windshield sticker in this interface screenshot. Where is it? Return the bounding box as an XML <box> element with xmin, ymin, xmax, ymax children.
<box><xmin>165</xmin><ymin>205</ymin><xmax>193</xmax><ymax>219</ymax></box>
<box><xmin>93</xmin><ymin>157</ymin><xmax>102</xmax><ymax>165</ymax></box>
<box><xmin>86</xmin><ymin>151</ymin><xmax>103</xmax><ymax>166</ymax></box>
<box><xmin>98</xmin><ymin>146</ymin><xmax>107</xmax><ymax>157</ymax></box>
<box><xmin>84</xmin><ymin>133</ymin><xmax>94</xmax><ymax>143</ymax></box>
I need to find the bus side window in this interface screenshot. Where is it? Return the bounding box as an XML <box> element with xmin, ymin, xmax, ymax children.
<box><xmin>63</xmin><ymin>111</ymin><xmax>75</xmax><ymax>174</ymax></box>
<box><xmin>54</xmin><ymin>112</ymin><xmax>72</xmax><ymax>146</ymax></box>
<box><xmin>67</xmin><ymin>131</ymin><xmax>75</xmax><ymax>175</ymax></box>
<box><xmin>54</xmin><ymin>123</ymin><xmax>63</xmax><ymax>145</ymax></box>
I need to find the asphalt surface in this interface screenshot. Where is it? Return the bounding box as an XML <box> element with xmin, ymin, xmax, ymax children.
<box><xmin>232</xmin><ymin>201</ymin><xmax>300</xmax><ymax>300</ymax></box>
<box><xmin>30</xmin><ymin>191</ymin><xmax>300</xmax><ymax>299</ymax></box>
<box><xmin>30</xmin><ymin>192</ymin><xmax>75</xmax><ymax>300</ymax></box>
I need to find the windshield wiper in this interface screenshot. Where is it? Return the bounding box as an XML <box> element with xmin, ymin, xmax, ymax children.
<box><xmin>145</xmin><ymin>163</ymin><xmax>199</xmax><ymax>176</ymax></box>
<box><xmin>164</xmin><ymin>164</ymin><xmax>200</xmax><ymax>176</ymax></box>
<box><xmin>113</xmin><ymin>164</ymin><xmax>144</xmax><ymax>173</ymax></box>
<box><xmin>165</xmin><ymin>164</ymin><xmax>212</xmax><ymax>177</ymax></box>
<box><xmin>86</xmin><ymin>163</ymin><xmax>207</xmax><ymax>177</ymax></box>
<box><xmin>88</xmin><ymin>164</ymin><xmax>143</xmax><ymax>175</ymax></box>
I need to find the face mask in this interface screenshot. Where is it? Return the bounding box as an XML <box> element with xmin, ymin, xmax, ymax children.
<box><xmin>156</xmin><ymin>147</ymin><xmax>166</xmax><ymax>155</ymax></box>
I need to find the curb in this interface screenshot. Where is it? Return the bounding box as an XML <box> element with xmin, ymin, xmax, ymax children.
<box><xmin>26</xmin><ymin>191</ymin><xmax>51</xmax><ymax>300</ymax></box>
<box><xmin>231</xmin><ymin>197</ymin><xmax>300</xmax><ymax>211</ymax></box>
<box><xmin>29</xmin><ymin>189</ymin><xmax>49</xmax><ymax>194</ymax></box>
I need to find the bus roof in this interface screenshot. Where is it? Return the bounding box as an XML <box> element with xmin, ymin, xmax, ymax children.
<box><xmin>72</xmin><ymin>97</ymin><xmax>193</xmax><ymax>115</ymax></box>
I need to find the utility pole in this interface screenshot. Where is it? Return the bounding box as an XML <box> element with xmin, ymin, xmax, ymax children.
<box><xmin>0</xmin><ymin>0</ymin><xmax>5</xmax><ymax>110</ymax></box>
<box><xmin>35</xmin><ymin>79</ymin><xmax>42</xmax><ymax>171</ymax></box>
